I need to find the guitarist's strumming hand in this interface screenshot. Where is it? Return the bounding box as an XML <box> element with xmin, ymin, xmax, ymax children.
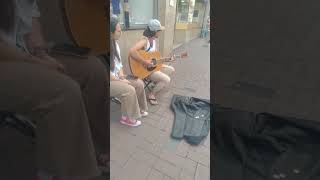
<box><xmin>143</xmin><ymin>59</ymin><xmax>154</xmax><ymax>68</ymax></box>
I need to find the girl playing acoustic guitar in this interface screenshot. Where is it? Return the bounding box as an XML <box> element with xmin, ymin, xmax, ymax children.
<box><xmin>129</xmin><ymin>19</ymin><xmax>175</xmax><ymax>105</ymax></box>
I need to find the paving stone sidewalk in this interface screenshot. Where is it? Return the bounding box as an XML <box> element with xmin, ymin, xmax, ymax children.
<box><xmin>110</xmin><ymin>38</ymin><xmax>211</xmax><ymax>180</ymax></box>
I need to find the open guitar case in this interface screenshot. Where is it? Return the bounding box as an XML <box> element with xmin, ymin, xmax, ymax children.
<box><xmin>213</xmin><ymin>0</ymin><xmax>320</xmax><ymax>180</ymax></box>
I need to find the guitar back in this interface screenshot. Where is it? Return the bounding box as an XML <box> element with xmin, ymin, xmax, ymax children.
<box><xmin>61</xmin><ymin>0</ymin><xmax>108</xmax><ymax>55</ymax></box>
<box><xmin>129</xmin><ymin>50</ymin><xmax>162</xmax><ymax>79</ymax></box>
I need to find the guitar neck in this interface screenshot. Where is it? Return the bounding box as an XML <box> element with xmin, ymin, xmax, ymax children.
<box><xmin>158</xmin><ymin>55</ymin><xmax>181</xmax><ymax>63</ymax></box>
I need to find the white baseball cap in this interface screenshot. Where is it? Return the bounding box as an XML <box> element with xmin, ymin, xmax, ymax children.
<box><xmin>147</xmin><ymin>19</ymin><xmax>165</xmax><ymax>31</ymax></box>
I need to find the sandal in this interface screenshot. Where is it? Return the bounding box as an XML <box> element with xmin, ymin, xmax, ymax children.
<box><xmin>148</xmin><ymin>94</ymin><xmax>158</xmax><ymax>105</ymax></box>
<box><xmin>148</xmin><ymin>98</ymin><xmax>158</xmax><ymax>105</ymax></box>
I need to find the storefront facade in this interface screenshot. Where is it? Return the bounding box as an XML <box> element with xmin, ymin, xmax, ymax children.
<box><xmin>174</xmin><ymin>0</ymin><xmax>210</xmax><ymax>47</ymax></box>
<box><xmin>110</xmin><ymin>0</ymin><xmax>209</xmax><ymax>73</ymax></box>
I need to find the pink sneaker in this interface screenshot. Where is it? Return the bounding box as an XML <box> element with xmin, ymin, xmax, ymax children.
<box><xmin>120</xmin><ymin>116</ymin><xmax>141</xmax><ymax>127</ymax></box>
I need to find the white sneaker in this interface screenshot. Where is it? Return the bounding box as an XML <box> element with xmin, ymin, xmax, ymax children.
<box><xmin>140</xmin><ymin>111</ymin><xmax>149</xmax><ymax>117</ymax></box>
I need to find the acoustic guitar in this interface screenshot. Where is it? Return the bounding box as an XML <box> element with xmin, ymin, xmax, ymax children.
<box><xmin>129</xmin><ymin>50</ymin><xmax>188</xmax><ymax>79</ymax></box>
<box><xmin>59</xmin><ymin>0</ymin><xmax>109</xmax><ymax>55</ymax></box>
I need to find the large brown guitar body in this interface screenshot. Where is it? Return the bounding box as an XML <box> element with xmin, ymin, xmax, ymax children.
<box><xmin>129</xmin><ymin>50</ymin><xmax>188</xmax><ymax>79</ymax></box>
<box><xmin>60</xmin><ymin>0</ymin><xmax>108</xmax><ymax>55</ymax></box>
<box><xmin>129</xmin><ymin>50</ymin><xmax>163</xmax><ymax>79</ymax></box>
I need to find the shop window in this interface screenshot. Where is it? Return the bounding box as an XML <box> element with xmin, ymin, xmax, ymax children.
<box><xmin>176</xmin><ymin>0</ymin><xmax>206</xmax><ymax>25</ymax></box>
<box><xmin>176</xmin><ymin>0</ymin><xmax>190</xmax><ymax>23</ymax></box>
<box><xmin>110</xmin><ymin>0</ymin><xmax>158</xmax><ymax>30</ymax></box>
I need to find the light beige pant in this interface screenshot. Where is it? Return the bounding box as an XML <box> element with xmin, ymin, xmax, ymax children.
<box><xmin>148</xmin><ymin>64</ymin><xmax>175</xmax><ymax>94</ymax></box>
<box><xmin>110</xmin><ymin>78</ymin><xmax>148</xmax><ymax>119</ymax></box>
<box><xmin>0</xmin><ymin>62</ymin><xmax>99</xmax><ymax>177</ymax></box>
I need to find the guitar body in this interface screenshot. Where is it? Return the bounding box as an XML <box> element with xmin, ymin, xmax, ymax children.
<box><xmin>60</xmin><ymin>0</ymin><xmax>108</xmax><ymax>55</ymax></box>
<box><xmin>129</xmin><ymin>50</ymin><xmax>163</xmax><ymax>79</ymax></box>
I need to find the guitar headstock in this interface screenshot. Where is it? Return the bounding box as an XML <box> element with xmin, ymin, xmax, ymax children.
<box><xmin>164</xmin><ymin>51</ymin><xmax>188</xmax><ymax>62</ymax></box>
<box><xmin>173</xmin><ymin>51</ymin><xmax>188</xmax><ymax>59</ymax></box>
